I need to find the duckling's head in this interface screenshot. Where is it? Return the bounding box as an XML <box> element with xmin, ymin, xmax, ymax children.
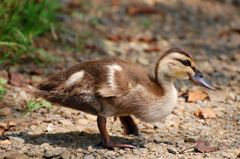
<box><xmin>156</xmin><ymin>47</ymin><xmax>215</xmax><ymax>91</ymax></box>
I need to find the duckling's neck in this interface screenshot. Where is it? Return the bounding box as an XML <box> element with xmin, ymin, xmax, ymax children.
<box><xmin>156</xmin><ymin>72</ymin><xmax>175</xmax><ymax>90</ymax></box>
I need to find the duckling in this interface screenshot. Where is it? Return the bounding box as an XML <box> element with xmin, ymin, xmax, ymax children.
<box><xmin>34</xmin><ymin>47</ymin><xmax>215</xmax><ymax>149</ymax></box>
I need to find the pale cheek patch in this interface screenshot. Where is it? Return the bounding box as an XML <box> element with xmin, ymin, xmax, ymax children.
<box><xmin>66</xmin><ymin>70</ymin><xmax>85</xmax><ymax>86</ymax></box>
<box><xmin>107</xmin><ymin>64</ymin><xmax>122</xmax><ymax>90</ymax></box>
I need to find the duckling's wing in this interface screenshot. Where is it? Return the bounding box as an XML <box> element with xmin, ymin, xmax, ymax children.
<box><xmin>96</xmin><ymin>59</ymin><xmax>151</xmax><ymax>98</ymax></box>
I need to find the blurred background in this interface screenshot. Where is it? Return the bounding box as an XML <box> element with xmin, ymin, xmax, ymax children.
<box><xmin>0</xmin><ymin>0</ymin><xmax>240</xmax><ymax>96</ymax></box>
<box><xmin>0</xmin><ymin>1</ymin><xmax>240</xmax><ymax>158</ymax></box>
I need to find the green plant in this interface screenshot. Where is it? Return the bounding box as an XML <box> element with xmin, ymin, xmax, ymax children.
<box><xmin>0</xmin><ymin>78</ymin><xmax>8</xmax><ymax>101</ymax></box>
<box><xmin>24</xmin><ymin>98</ymin><xmax>52</xmax><ymax>116</ymax></box>
<box><xmin>139</xmin><ymin>17</ymin><xmax>152</xmax><ymax>28</ymax></box>
<box><xmin>0</xmin><ymin>0</ymin><xmax>61</xmax><ymax>64</ymax></box>
<box><xmin>0</xmin><ymin>52</ymin><xmax>10</xmax><ymax>65</ymax></box>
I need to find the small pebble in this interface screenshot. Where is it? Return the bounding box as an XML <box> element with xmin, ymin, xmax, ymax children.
<box><xmin>226</xmin><ymin>93</ymin><xmax>235</xmax><ymax>101</ymax></box>
<box><xmin>75</xmin><ymin>119</ymin><xmax>89</xmax><ymax>125</ymax></box>
<box><xmin>3</xmin><ymin>154</ymin><xmax>27</xmax><ymax>159</ymax></box>
<box><xmin>0</xmin><ymin>122</ymin><xmax>8</xmax><ymax>129</ymax></box>
<box><xmin>154</xmin><ymin>123</ymin><xmax>165</xmax><ymax>129</ymax></box>
<box><xmin>0</xmin><ymin>107</ymin><xmax>11</xmax><ymax>116</ymax></box>
<box><xmin>58</xmin><ymin>119</ymin><xmax>72</xmax><ymax>125</ymax></box>
<box><xmin>138</xmin><ymin>57</ymin><xmax>149</xmax><ymax>65</ymax></box>
<box><xmin>44</xmin><ymin>148</ymin><xmax>63</xmax><ymax>158</ymax></box>
<box><xmin>167</xmin><ymin>148</ymin><xmax>177</xmax><ymax>155</ymax></box>
<box><xmin>60</xmin><ymin>151</ymin><xmax>70</xmax><ymax>159</ymax></box>
<box><xmin>0</xmin><ymin>139</ymin><xmax>11</xmax><ymax>145</ymax></box>
<box><xmin>8</xmin><ymin>136</ymin><xmax>25</xmax><ymax>144</ymax></box>
<box><xmin>83</xmin><ymin>155</ymin><xmax>95</xmax><ymax>159</ymax></box>
<box><xmin>184</xmin><ymin>136</ymin><xmax>200</xmax><ymax>143</ymax></box>
<box><xmin>104</xmin><ymin>151</ymin><xmax>116</xmax><ymax>156</ymax></box>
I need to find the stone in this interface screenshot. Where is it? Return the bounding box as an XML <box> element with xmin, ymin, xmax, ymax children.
<box><xmin>83</xmin><ymin>155</ymin><xmax>95</xmax><ymax>159</ymax></box>
<box><xmin>60</xmin><ymin>151</ymin><xmax>70</xmax><ymax>159</ymax></box>
<box><xmin>226</xmin><ymin>93</ymin><xmax>235</xmax><ymax>101</ymax></box>
<box><xmin>236</xmin><ymin>95</ymin><xmax>240</xmax><ymax>102</ymax></box>
<box><xmin>0</xmin><ymin>122</ymin><xmax>8</xmax><ymax>129</ymax></box>
<box><xmin>3</xmin><ymin>154</ymin><xmax>27</xmax><ymax>159</ymax></box>
<box><xmin>137</xmin><ymin>57</ymin><xmax>149</xmax><ymax>66</ymax></box>
<box><xmin>139</xmin><ymin>148</ymin><xmax>149</xmax><ymax>155</ymax></box>
<box><xmin>0</xmin><ymin>139</ymin><xmax>11</xmax><ymax>145</ymax></box>
<box><xmin>132</xmin><ymin>149</ymin><xmax>141</xmax><ymax>155</ymax></box>
<box><xmin>8</xmin><ymin>136</ymin><xmax>25</xmax><ymax>144</ymax></box>
<box><xmin>154</xmin><ymin>123</ymin><xmax>165</xmax><ymax>129</ymax></box>
<box><xmin>122</xmin><ymin>154</ymin><xmax>138</xmax><ymax>159</ymax></box>
<box><xmin>76</xmin><ymin>152</ymin><xmax>84</xmax><ymax>158</ymax></box>
<box><xmin>225</xmin><ymin>124</ymin><xmax>233</xmax><ymax>129</ymax></box>
<box><xmin>31</xmin><ymin>75</ymin><xmax>42</xmax><ymax>83</ymax></box>
<box><xmin>75</xmin><ymin>119</ymin><xmax>89</xmax><ymax>125</ymax></box>
<box><xmin>153</xmin><ymin>137</ymin><xmax>162</xmax><ymax>143</ymax></box>
<box><xmin>176</xmin><ymin>140</ymin><xmax>185</xmax><ymax>146</ymax></box>
<box><xmin>184</xmin><ymin>136</ymin><xmax>200</xmax><ymax>143</ymax></box>
<box><xmin>84</xmin><ymin>114</ymin><xmax>97</xmax><ymax>120</ymax></box>
<box><xmin>19</xmin><ymin>90</ymin><xmax>28</xmax><ymax>100</ymax></box>
<box><xmin>44</xmin><ymin>148</ymin><xmax>63</xmax><ymax>158</ymax></box>
<box><xmin>221</xmin><ymin>152</ymin><xmax>235</xmax><ymax>158</ymax></box>
<box><xmin>167</xmin><ymin>148</ymin><xmax>177</xmax><ymax>155</ymax></box>
<box><xmin>58</xmin><ymin>119</ymin><xmax>72</xmax><ymax>125</ymax></box>
<box><xmin>27</xmin><ymin>150</ymin><xmax>39</xmax><ymax>157</ymax></box>
<box><xmin>19</xmin><ymin>131</ymin><xmax>27</xmax><ymax>137</ymax></box>
<box><xmin>104</xmin><ymin>151</ymin><xmax>116</xmax><ymax>156</ymax></box>
<box><xmin>143</xmin><ymin>123</ymin><xmax>154</xmax><ymax>129</ymax></box>
<box><xmin>0</xmin><ymin>107</ymin><xmax>11</xmax><ymax>116</ymax></box>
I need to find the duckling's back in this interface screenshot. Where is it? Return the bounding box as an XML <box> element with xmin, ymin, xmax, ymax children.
<box><xmin>36</xmin><ymin>58</ymin><xmax>158</xmax><ymax>116</ymax></box>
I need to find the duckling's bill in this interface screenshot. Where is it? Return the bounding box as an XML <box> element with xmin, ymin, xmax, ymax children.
<box><xmin>189</xmin><ymin>69</ymin><xmax>215</xmax><ymax>91</ymax></box>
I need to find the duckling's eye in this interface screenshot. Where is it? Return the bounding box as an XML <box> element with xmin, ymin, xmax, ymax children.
<box><xmin>182</xmin><ymin>60</ymin><xmax>191</xmax><ymax>66</ymax></box>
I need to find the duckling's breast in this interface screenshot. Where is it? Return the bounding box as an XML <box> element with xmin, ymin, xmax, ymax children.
<box><xmin>131</xmin><ymin>83</ymin><xmax>178</xmax><ymax>123</ymax></box>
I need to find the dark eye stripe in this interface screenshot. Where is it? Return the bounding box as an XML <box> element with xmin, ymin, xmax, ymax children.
<box><xmin>174</xmin><ymin>59</ymin><xmax>191</xmax><ymax>66</ymax></box>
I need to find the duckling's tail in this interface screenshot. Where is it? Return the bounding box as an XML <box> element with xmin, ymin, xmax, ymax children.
<box><xmin>27</xmin><ymin>85</ymin><xmax>45</xmax><ymax>97</ymax></box>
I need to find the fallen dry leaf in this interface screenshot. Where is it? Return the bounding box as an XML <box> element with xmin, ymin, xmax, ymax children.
<box><xmin>127</xmin><ymin>2</ymin><xmax>165</xmax><ymax>16</ymax></box>
<box><xmin>180</xmin><ymin>141</ymin><xmax>221</xmax><ymax>154</ymax></box>
<box><xmin>187</xmin><ymin>90</ymin><xmax>209</xmax><ymax>103</ymax></box>
<box><xmin>195</xmin><ymin>141</ymin><xmax>221</xmax><ymax>153</ymax></box>
<box><xmin>9</xmin><ymin>71</ymin><xmax>22</xmax><ymax>87</ymax></box>
<box><xmin>144</xmin><ymin>46</ymin><xmax>161</xmax><ymax>52</ymax></box>
<box><xmin>0</xmin><ymin>127</ymin><xmax>4</xmax><ymax>136</ymax></box>
<box><xmin>30</xmin><ymin>69</ymin><xmax>44</xmax><ymax>75</ymax></box>
<box><xmin>194</xmin><ymin>107</ymin><xmax>216</xmax><ymax>119</ymax></box>
<box><xmin>139</xmin><ymin>36</ymin><xmax>157</xmax><ymax>43</ymax></box>
<box><xmin>7</xmin><ymin>121</ymin><xmax>17</xmax><ymax>129</ymax></box>
<box><xmin>107</xmin><ymin>35</ymin><xmax>123</xmax><ymax>41</ymax></box>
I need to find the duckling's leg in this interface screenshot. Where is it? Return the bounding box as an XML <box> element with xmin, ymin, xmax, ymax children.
<box><xmin>119</xmin><ymin>116</ymin><xmax>139</xmax><ymax>136</ymax></box>
<box><xmin>97</xmin><ymin>115</ymin><xmax>136</xmax><ymax>149</ymax></box>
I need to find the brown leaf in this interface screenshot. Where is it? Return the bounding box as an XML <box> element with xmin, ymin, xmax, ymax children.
<box><xmin>127</xmin><ymin>36</ymin><xmax>139</xmax><ymax>42</ymax></box>
<box><xmin>127</xmin><ymin>2</ymin><xmax>165</xmax><ymax>16</ymax></box>
<box><xmin>9</xmin><ymin>72</ymin><xmax>22</xmax><ymax>87</ymax></box>
<box><xmin>107</xmin><ymin>35</ymin><xmax>123</xmax><ymax>41</ymax></box>
<box><xmin>187</xmin><ymin>90</ymin><xmax>209</xmax><ymax>103</ymax></box>
<box><xmin>194</xmin><ymin>107</ymin><xmax>216</xmax><ymax>119</ymax></box>
<box><xmin>7</xmin><ymin>121</ymin><xmax>17</xmax><ymax>129</ymax></box>
<box><xmin>195</xmin><ymin>141</ymin><xmax>221</xmax><ymax>153</ymax></box>
<box><xmin>67</xmin><ymin>0</ymin><xmax>82</xmax><ymax>8</ymax></box>
<box><xmin>30</xmin><ymin>69</ymin><xmax>44</xmax><ymax>75</ymax></box>
<box><xmin>180</xmin><ymin>141</ymin><xmax>221</xmax><ymax>154</ymax></box>
<box><xmin>139</xmin><ymin>36</ymin><xmax>157</xmax><ymax>43</ymax></box>
<box><xmin>0</xmin><ymin>127</ymin><xmax>4</xmax><ymax>136</ymax></box>
<box><xmin>144</xmin><ymin>46</ymin><xmax>161</xmax><ymax>52</ymax></box>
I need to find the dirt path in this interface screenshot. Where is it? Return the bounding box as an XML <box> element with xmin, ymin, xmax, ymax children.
<box><xmin>0</xmin><ymin>0</ymin><xmax>240</xmax><ymax>158</ymax></box>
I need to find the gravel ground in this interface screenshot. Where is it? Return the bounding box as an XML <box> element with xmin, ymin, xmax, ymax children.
<box><xmin>0</xmin><ymin>0</ymin><xmax>240</xmax><ymax>158</ymax></box>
